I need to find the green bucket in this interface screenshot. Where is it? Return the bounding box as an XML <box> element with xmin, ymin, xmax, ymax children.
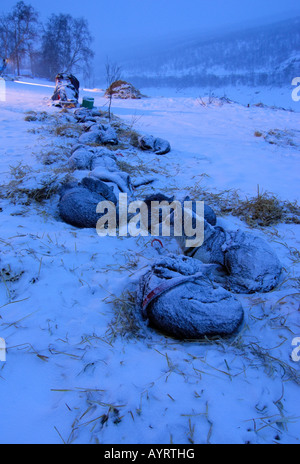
<box><xmin>82</xmin><ymin>97</ymin><xmax>94</xmax><ymax>109</ymax></box>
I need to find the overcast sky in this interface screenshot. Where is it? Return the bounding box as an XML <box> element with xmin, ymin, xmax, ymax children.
<box><xmin>1</xmin><ymin>0</ymin><xmax>300</xmax><ymax>73</ymax></box>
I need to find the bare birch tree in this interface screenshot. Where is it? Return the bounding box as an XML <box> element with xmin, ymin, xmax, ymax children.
<box><xmin>0</xmin><ymin>1</ymin><xmax>39</xmax><ymax>75</ymax></box>
<box><xmin>41</xmin><ymin>14</ymin><xmax>94</xmax><ymax>79</ymax></box>
<box><xmin>105</xmin><ymin>58</ymin><xmax>122</xmax><ymax>121</ymax></box>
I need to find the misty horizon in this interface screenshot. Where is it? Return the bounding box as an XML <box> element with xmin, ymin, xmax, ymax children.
<box><xmin>1</xmin><ymin>0</ymin><xmax>300</xmax><ymax>64</ymax></box>
<box><xmin>1</xmin><ymin>0</ymin><xmax>299</xmax><ymax>88</ymax></box>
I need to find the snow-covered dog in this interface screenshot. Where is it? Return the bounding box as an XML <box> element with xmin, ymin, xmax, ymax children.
<box><xmin>176</xmin><ymin>218</ymin><xmax>282</xmax><ymax>294</ymax></box>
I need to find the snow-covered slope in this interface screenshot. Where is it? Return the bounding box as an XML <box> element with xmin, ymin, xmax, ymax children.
<box><xmin>121</xmin><ymin>17</ymin><xmax>300</xmax><ymax>89</ymax></box>
<box><xmin>0</xmin><ymin>79</ymin><xmax>299</xmax><ymax>444</ymax></box>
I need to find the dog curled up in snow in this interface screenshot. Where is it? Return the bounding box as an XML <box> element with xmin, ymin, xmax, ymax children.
<box><xmin>144</xmin><ymin>194</ymin><xmax>282</xmax><ymax>294</ymax></box>
<box><xmin>58</xmin><ymin>177</ymin><xmax>118</xmax><ymax>229</ymax></box>
<box><xmin>175</xmin><ymin>214</ymin><xmax>282</xmax><ymax>294</ymax></box>
<box><xmin>137</xmin><ymin>254</ymin><xmax>244</xmax><ymax>339</ymax></box>
<box><xmin>136</xmin><ymin>196</ymin><xmax>282</xmax><ymax>339</ymax></box>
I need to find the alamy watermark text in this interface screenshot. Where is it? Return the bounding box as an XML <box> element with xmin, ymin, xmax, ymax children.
<box><xmin>96</xmin><ymin>194</ymin><xmax>204</xmax><ymax>248</ymax></box>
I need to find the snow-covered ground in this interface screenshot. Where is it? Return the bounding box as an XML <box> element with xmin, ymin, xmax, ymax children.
<box><xmin>0</xmin><ymin>78</ymin><xmax>299</xmax><ymax>444</ymax></box>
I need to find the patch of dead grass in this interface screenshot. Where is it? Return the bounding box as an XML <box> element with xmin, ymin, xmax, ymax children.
<box><xmin>104</xmin><ymin>290</ymin><xmax>145</xmax><ymax>342</ymax></box>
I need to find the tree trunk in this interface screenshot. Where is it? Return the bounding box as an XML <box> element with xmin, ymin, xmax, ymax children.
<box><xmin>108</xmin><ymin>94</ymin><xmax>112</xmax><ymax>121</ymax></box>
<box><xmin>16</xmin><ymin>54</ymin><xmax>20</xmax><ymax>75</ymax></box>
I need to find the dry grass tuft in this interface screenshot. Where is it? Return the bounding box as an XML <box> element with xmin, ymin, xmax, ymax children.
<box><xmin>116</xmin><ymin>160</ymin><xmax>137</xmax><ymax>175</ymax></box>
<box><xmin>40</xmin><ymin>149</ymin><xmax>70</xmax><ymax>166</ymax></box>
<box><xmin>104</xmin><ymin>290</ymin><xmax>146</xmax><ymax>342</ymax></box>
<box><xmin>234</xmin><ymin>188</ymin><xmax>300</xmax><ymax>227</ymax></box>
<box><xmin>0</xmin><ymin>162</ymin><xmax>66</xmax><ymax>204</ymax></box>
<box><xmin>254</xmin><ymin>131</ymin><xmax>263</xmax><ymax>137</ymax></box>
<box><xmin>4</xmin><ymin>179</ymin><xmax>59</xmax><ymax>204</ymax></box>
<box><xmin>24</xmin><ymin>183</ymin><xmax>59</xmax><ymax>203</ymax></box>
<box><xmin>234</xmin><ymin>188</ymin><xmax>283</xmax><ymax>226</ymax></box>
<box><xmin>129</xmin><ymin>130</ymin><xmax>140</xmax><ymax>147</ymax></box>
<box><xmin>180</xmin><ymin>182</ymin><xmax>300</xmax><ymax>227</ymax></box>
<box><xmin>24</xmin><ymin>111</ymin><xmax>49</xmax><ymax>122</ymax></box>
<box><xmin>255</xmin><ymin>128</ymin><xmax>300</xmax><ymax>149</ymax></box>
<box><xmin>24</xmin><ymin>114</ymin><xmax>38</xmax><ymax>122</ymax></box>
<box><xmin>112</xmin><ymin>117</ymin><xmax>141</xmax><ymax>147</ymax></box>
<box><xmin>54</xmin><ymin>123</ymin><xmax>83</xmax><ymax>138</ymax></box>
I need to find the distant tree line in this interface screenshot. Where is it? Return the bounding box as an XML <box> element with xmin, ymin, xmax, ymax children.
<box><xmin>0</xmin><ymin>1</ymin><xmax>94</xmax><ymax>80</ymax></box>
<box><xmin>123</xmin><ymin>17</ymin><xmax>300</xmax><ymax>89</ymax></box>
<box><xmin>128</xmin><ymin>69</ymin><xmax>295</xmax><ymax>90</ymax></box>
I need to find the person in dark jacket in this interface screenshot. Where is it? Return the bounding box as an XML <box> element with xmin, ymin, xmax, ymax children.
<box><xmin>0</xmin><ymin>58</ymin><xmax>7</xmax><ymax>76</ymax></box>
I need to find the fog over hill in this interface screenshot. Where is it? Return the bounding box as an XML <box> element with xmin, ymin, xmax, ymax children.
<box><xmin>120</xmin><ymin>17</ymin><xmax>300</xmax><ymax>88</ymax></box>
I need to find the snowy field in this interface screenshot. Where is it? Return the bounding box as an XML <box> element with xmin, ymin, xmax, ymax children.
<box><xmin>0</xmin><ymin>78</ymin><xmax>299</xmax><ymax>444</ymax></box>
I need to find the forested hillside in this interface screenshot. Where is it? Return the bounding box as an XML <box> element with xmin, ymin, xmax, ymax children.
<box><xmin>122</xmin><ymin>17</ymin><xmax>300</xmax><ymax>88</ymax></box>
